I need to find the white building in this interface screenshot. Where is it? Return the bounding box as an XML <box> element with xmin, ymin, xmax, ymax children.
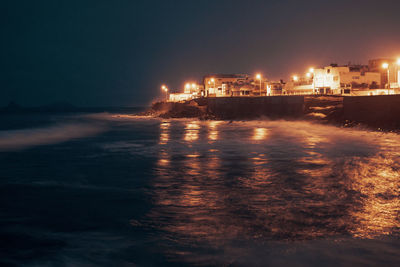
<box><xmin>168</xmin><ymin>83</ymin><xmax>204</xmax><ymax>102</ymax></box>
<box><xmin>313</xmin><ymin>64</ymin><xmax>381</xmax><ymax>94</ymax></box>
<box><xmin>169</xmin><ymin>93</ymin><xmax>193</xmax><ymax>102</ymax></box>
<box><xmin>203</xmin><ymin>74</ymin><xmax>254</xmax><ymax>97</ymax></box>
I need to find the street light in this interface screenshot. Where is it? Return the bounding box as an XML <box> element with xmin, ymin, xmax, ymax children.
<box><xmin>185</xmin><ymin>83</ymin><xmax>191</xmax><ymax>91</ymax></box>
<box><xmin>397</xmin><ymin>58</ymin><xmax>400</xmax><ymax>86</ymax></box>
<box><xmin>161</xmin><ymin>85</ymin><xmax>168</xmax><ymax>101</ymax></box>
<box><xmin>293</xmin><ymin>75</ymin><xmax>298</xmax><ymax>82</ymax></box>
<box><xmin>309</xmin><ymin>68</ymin><xmax>314</xmax><ymax>73</ymax></box>
<box><xmin>382</xmin><ymin>63</ymin><xmax>390</xmax><ymax>89</ymax></box>
<box><xmin>210</xmin><ymin>78</ymin><xmax>215</xmax><ymax>96</ymax></box>
<box><xmin>256</xmin><ymin>73</ymin><xmax>262</xmax><ymax>96</ymax></box>
<box><xmin>306</xmin><ymin>72</ymin><xmax>311</xmax><ymax>78</ymax></box>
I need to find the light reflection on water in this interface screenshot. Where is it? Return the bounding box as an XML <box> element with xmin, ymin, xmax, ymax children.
<box><xmin>184</xmin><ymin>121</ymin><xmax>200</xmax><ymax>142</ymax></box>
<box><xmin>159</xmin><ymin>121</ymin><xmax>170</xmax><ymax>145</ymax></box>
<box><xmin>151</xmin><ymin>120</ymin><xmax>400</xmax><ymax>263</ymax></box>
<box><xmin>252</xmin><ymin>127</ymin><xmax>268</xmax><ymax>141</ymax></box>
<box><xmin>208</xmin><ymin>121</ymin><xmax>221</xmax><ymax>142</ymax></box>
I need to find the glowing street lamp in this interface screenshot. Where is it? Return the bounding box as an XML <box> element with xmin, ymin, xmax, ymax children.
<box><xmin>309</xmin><ymin>67</ymin><xmax>314</xmax><ymax>73</ymax></box>
<box><xmin>161</xmin><ymin>84</ymin><xmax>168</xmax><ymax>101</ymax></box>
<box><xmin>397</xmin><ymin>58</ymin><xmax>400</xmax><ymax>86</ymax></box>
<box><xmin>306</xmin><ymin>72</ymin><xmax>311</xmax><ymax>78</ymax></box>
<box><xmin>293</xmin><ymin>75</ymin><xmax>298</xmax><ymax>82</ymax></box>
<box><xmin>255</xmin><ymin>73</ymin><xmax>262</xmax><ymax>95</ymax></box>
<box><xmin>191</xmin><ymin>83</ymin><xmax>196</xmax><ymax>89</ymax></box>
<box><xmin>382</xmin><ymin>63</ymin><xmax>390</xmax><ymax>89</ymax></box>
<box><xmin>209</xmin><ymin>78</ymin><xmax>216</xmax><ymax>96</ymax></box>
<box><xmin>185</xmin><ymin>83</ymin><xmax>191</xmax><ymax>93</ymax></box>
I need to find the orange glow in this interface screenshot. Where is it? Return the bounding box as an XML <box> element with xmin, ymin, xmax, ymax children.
<box><xmin>255</xmin><ymin>73</ymin><xmax>261</xmax><ymax>80</ymax></box>
<box><xmin>161</xmin><ymin>84</ymin><xmax>168</xmax><ymax>92</ymax></box>
<box><xmin>397</xmin><ymin>58</ymin><xmax>400</xmax><ymax>65</ymax></box>
<box><xmin>210</xmin><ymin>78</ymin><xmax>215</xmax><ymax>83</ymax></box>
<box><xmin>293</xmin><ymin>75</ymin><xmax>298</xmax><ymax>81</ymax></box>
<box><xmin>309</xmin><ymin>67</ymin><xmax>314</xmax><ymax>73</ymax></box>
<box><xmin>346</xmin><ymin>156</ymin><xmax>400</xmax><ymax>238</ymax></box>
<box><xmin>382</xmin><ymin>63</ymin><xmax>389</xmax><ymax>69</ymax></box>
<box><xmin>306</xmin><ymin>72</ymin><xmax>311</xmax><ymax>78</ymax></box>
<box><xmin>184</xmin><ymin>121</ymin><xmax>200</xmax><ymax>142</ymax></box>
<box><xmin>208</xmin><ymin>121</ymin><xmax>221</xmax><ymax>141</ymax></box>
<box><xmin>191</xmin><ymin>83</ymin><xmax>196</xmax><ymax>89</ymax></box>
<box><xmin>185</xmin><ymin>83</ymin><xmax>191</xmax><ymax>89</ymax></box>
<box><xmin>149</xmin><ymin>120</ymin><xmax>400</xmax><ymax>260</ymax></box>
<box><xmin>159</xmin><ymin>122</ymin><xmax>170</xmax><ymax>145</ymax></box>
<box><xmin>252</xmin><ymin>127</ymin><xmax>267</xmax><ymax>141</ymax></box>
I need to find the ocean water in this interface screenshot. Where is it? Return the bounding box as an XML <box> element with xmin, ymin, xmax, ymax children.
<box><xmin>0</xmin><ymin>112</ymin><xmax>399</xmax><ymax>266</ymax></box>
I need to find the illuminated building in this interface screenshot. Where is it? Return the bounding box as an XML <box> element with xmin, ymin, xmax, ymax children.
<box><xmin>313</xmin><ymin>64</ymin><xmax>381</xmax><ymax>95</ymax></box>
<box><xmin>169</xmin><ymin>82</ymin><xmax>204</xmax><ymax>102</ymax></box>
<box><xmin>203</xmin><ymin>74</ymin><xmax>253</xmax><ymax>97</ymax></box>
<box><xmin>284</xmin><ymin>75</ymin><xmax>314</xmax><ymax>95</ymax></box>
<box><xmin>369</xmin><ymin>58</ymin><xmax>400</xmax><ymax>89</ymax></box>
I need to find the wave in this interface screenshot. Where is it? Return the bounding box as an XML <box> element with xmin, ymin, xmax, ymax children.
<box><xmin>0</xmin><ymin>123</ymin><xmax>105</xmax><ymax>152</ymax></box>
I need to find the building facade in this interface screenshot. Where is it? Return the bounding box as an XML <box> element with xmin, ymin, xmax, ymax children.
<box><xmin>313</xmin><ymin>64</ymin><xmax>381</xmax><ymax>94</ymax></box>
<box><xmin>203</xmin><ymin>74</ymin><xmax>252</xmax><ymax>97</ymax></box>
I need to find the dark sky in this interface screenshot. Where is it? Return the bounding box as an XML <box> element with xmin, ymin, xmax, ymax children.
<box><xmin>2</xmin><ymin>0</ymin><xmax>400</xmax><ymax>106</ymax></box>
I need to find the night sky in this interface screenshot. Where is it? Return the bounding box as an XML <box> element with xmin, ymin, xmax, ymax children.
<box><xmin>2</xmin><ymin>0</ymin><xmax>400</xmax><ymax>107</ymax></box>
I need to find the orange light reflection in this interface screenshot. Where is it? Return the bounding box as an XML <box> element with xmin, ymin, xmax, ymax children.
<box><xmin>184</xmin><ymin>121</ymin><xmax>200</xmax><ymax>142</ymax></box>
<box><xmin>252</xmin><ymin>127</ymin><xmax>268</xmax><ymax>141</ymax></box>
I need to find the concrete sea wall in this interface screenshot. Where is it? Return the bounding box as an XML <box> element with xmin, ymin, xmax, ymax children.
<box><xmin>151</xmin><ymin>95</ymin><xmax>400</xmax><ymax>130</ymax></box>
<box><xmin>198</xmin><ymin>96</ymin><xmax>304</xmax><ymax>119</ymax></box>
<box><xmin>343</xmin><ymin>95</ymin><xmax>400</xmax><ymax>129</ymax></box>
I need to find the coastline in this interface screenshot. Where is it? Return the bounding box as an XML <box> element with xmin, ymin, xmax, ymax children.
<box><xmin>144</xmin><ymin>95</ymin><xmax>400</xmax><ymax>132</ymax></box>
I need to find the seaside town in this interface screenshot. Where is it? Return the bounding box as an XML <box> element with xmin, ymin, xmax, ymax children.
<box><xmin>162</xmin><ymin>58</ymin><xmax>400</xmax><ymax>102</ymax></box>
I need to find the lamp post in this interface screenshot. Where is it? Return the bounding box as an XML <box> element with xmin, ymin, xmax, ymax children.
<box><xmin>309</xmin><ymin>68</ymin><xmax>315</xmax><ymax>94</ymax></box>
<box><xmin>185</xmin><ymin>83</ymin><xmax>191</xmax><ymax>95</ymax></box>
<box><xmin>397</xmin><ymin>58</ymin><xmax>400</xmax><ymax>87</ymax></box>
<box><xmin>382</xmin><ymin>63</ymin><xmax>389</xmax><ymax>89</ymax></box>
<box><xmin>161</xmin><ymin>85</ymin><xmax>168</xmax><ymax>101</ymax></box>
<box><xmin>256</xmin><ymin>73</ymin><xmax>262</xmax><ymax>96</ymax></box>
<box><xmin>210</xmin><ymin>78</ymin><xmax>215</xmax><ymax>96</ymax></box>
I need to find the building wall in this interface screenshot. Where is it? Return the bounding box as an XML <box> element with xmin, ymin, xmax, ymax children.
<box><xmin>314</xmin><ymin>66</ymin><xmax>349</xmax><ymax>90</ymax></box>
<box><xmin>340</xmin><ymin>72</ymin><xmax>380</xmax><ymax>87</ymax></box>
<box><xmin>313</xmin><ymin>65</ymin><xmax>381</xmax><ymax>93</ymax></box>
<box><xmin>203</xmin><ymin>74</ymin><xmax>249</xmax><ymax>97</ymax></box>
<box><xmin>169</xmin><ymin>93</ymin><xmax>193</xmax><ymax>102</ymax></box>
<box><xmin>369</xmin><ymin>58</ymin><xmax>397</xmax><ymax>87</ymax></box>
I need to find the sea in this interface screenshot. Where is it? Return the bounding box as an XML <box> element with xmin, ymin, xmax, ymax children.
<box><xmin>0</xmin><ymin>110</ymin><xmax>399</xmax><ymax>266</ymax></box>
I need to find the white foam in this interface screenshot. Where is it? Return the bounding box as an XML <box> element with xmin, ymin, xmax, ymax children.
<box><xmin>0</xmin><ymin>123</ymin><xmax>105</xmax><ymax>151</ymax></box>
